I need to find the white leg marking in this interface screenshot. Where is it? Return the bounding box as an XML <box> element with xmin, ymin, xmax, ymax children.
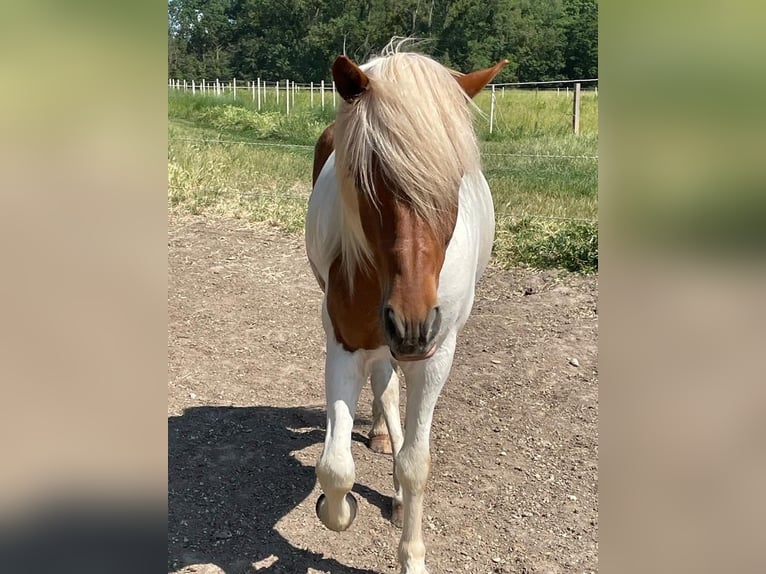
<box><xmin>395</xmin><ymin>333</ymin><xmax>457</xmax><ymax>574</ymax></box>
<box><xmin>315</xmin><ymin>339</ymin><xmax>365</xmax><ymax>532</ymax></box>
<box><xmin>370</xmin><ymin>360</ymin><xmax>404</xmax><ymax>510</ymax></box>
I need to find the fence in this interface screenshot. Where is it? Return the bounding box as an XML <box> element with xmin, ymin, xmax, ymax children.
<box><xmin>168</xmin><ymin>76</ymin><xmax>598</xmax><ymax>135</ymax></box>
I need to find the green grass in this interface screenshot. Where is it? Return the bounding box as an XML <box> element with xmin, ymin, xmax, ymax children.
<box><xmin>168</xmin><ymin>122</ymin><xmax>312</xmax><ymax>231</ymax></box>
<box><xmin>168</xmin><ymin>86</ymin><xmax>598</xmax><ymax>272</ymax></box>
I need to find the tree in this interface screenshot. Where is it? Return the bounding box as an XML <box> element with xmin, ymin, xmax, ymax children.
<box><xmin>167</xmin><ymin>0</ymin><xmax>598</xmax><ymax>84</ymax></box>
<box><xmin>562</xmin><ymin>0</ymin><xmax>598</xmax><ymax>79</ymax></box>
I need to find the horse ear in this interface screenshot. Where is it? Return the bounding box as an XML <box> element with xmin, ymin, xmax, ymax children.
<box><xmin>456</xmin><ymin>59</ymin><xmax>509</xmax><ymax>98</ymax></box>
<box><xmin>332</xmin><ymin>55</ymin><xmax>370</xmax><ymax>103</ymax></box>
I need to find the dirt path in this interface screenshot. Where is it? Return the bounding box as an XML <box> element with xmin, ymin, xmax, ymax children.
<box><xmin>168</xmin><ymin>215</ymin><xmax>598</xmax><ymax>574</ymax></box>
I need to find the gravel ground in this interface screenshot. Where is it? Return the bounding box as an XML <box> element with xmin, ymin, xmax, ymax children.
<box><xmin>168</xmin><ymin>215</ymin><xmax>598</xmax><ymax>574</ymax></box>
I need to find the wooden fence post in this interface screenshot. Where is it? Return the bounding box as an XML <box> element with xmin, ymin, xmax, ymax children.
<box><xmin>286</xmin><ymin>80</ymin><xmax>290</xmax><ymax>115</ymax></box>
<box><xmin>572</xmin><ymin>82</ymin><xmax>581</xmax><ymax>135</ymax></box>
<box><xmin>276</xmin><ymin>81</ymin><xmax>279</xmax><ymax>105</ymax></box>
<box><xmin>257</xmin><ymin>78</ymin><xmax>261</xmax><ymax>110</ymax></box>
<box><xmin>332</xmin><ymin>81</ymin><xmax>336</xmax><ymax>106</ymax></box>
<box><xmin>489</xmin><ymin>85</ymin><xmax>496</xmax><ymax>134</ymax></box>
<box><xmin>311</xmin><ymin>82</ymin><xmax>314</xmax><ymax>107</ymax></box>
<box><xmin>321</xmin><ymin>80</ymin><xmax>325</xmax><ymax>109</ymax></box>
<box><xmin>233</xmin><ymin>78</ymin><xmax>237</xmax><ymax>99</ymax></box>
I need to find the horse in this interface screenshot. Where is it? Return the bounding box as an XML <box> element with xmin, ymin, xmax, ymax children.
<box><xmin>305</xmin><ymin>45</ymin><xmax>507</xmax><ymax>574</ymax></box>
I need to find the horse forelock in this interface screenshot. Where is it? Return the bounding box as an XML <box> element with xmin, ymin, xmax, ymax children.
<box><xmin>334</xmin><ymin>49</ymin><xmax>481</xmax><ymax>288</ymax></box>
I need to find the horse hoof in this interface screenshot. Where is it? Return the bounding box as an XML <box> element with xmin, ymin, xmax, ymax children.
<box><xmin>369</xmin><ymin>433</ymin><xmax>393</xmax><ymax>455</ymax></box>
<box><xmin>391</xmin><ymin>498</ymin><xmax>403</xmax><ymax>528</ymax></box>
<box><xmin>315</xmin><ymin>492</ymin><xmax>358</xmax><ymax>532</ymax></box>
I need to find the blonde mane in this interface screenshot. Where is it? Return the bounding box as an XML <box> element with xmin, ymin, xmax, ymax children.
<box><xmin>333</xmin><ymin>45</ymin><xmax>481</xmax><ymax>287</ymax></box>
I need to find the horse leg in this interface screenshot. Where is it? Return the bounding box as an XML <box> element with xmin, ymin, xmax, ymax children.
<box><xmin>369</xmin><ymin>360</ymin><xmax>400</xmax><ymax>454</ymax></box>
<box><xmin>395</xmin><ymin>333</ymin><xmax>457</xmax><ymax>574</ymax></box>
<box><xmin>369</xmin><ymin>391</ymin><xmax>393</xmax><ymax>454</ymax></box>
<box><xmin>315</xmin><ymin>339</ymin><xmax>365</xmax><ymax>532</ymax></box>
<box><xmin>370</xmin><ymin>360</ymin><xmax>404</xmax><ymax>524</ymax></box>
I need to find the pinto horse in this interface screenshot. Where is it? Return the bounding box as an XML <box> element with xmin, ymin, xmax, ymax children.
<box><xmin>306</xmin><ymin>48</ymin><xmax>506</xmax><ymax>574</ymax></box>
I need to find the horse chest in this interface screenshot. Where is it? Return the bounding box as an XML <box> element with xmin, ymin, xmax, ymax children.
<box><xmin>325</xmin><ymin>256</ymin><xmax>385</xmax><ymax>352</ymax></box>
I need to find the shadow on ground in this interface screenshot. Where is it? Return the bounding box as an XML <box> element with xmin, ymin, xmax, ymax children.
<box><xmin>168</xmin><ymin>405</ymin><xmax>382</xmax><ymax>574</ymax></box>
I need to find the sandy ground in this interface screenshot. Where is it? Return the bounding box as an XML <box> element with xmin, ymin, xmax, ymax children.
<box><xmin>168</xmin><ymin>215</ymin><xmax>598</xmax><ymax>574</ymax></box>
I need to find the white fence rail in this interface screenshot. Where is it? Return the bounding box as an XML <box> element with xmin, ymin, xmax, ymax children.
<box><xmin>169</xmin><ymin>76</ymin><xmax>597</xmax><ymax>133</ymax></box>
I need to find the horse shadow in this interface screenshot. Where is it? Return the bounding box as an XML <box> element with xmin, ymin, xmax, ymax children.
<box><xmin>168</xmin><ymin>405</ymin><xmax>387</xmax><ymax>574</ymax></box>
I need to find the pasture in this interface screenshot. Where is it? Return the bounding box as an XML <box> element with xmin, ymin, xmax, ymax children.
<box><xmin>168</xmin><ymin>85</ymin><xmax>598</xmax><ymax>272</ymax></box>
<box><xmin>168</xmin><ymin>80</ymin><xmax>598</xmax><ymax>573</ymax></box>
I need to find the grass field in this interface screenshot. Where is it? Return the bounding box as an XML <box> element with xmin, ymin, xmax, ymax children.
<box><xmin>168</xmin><ymin>85</ymin><xmax>598</xmax><ymax>272</ymax></box>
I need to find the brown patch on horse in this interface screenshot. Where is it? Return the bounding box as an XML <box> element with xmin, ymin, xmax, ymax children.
<box><xmin>325</xmin><ymin>168</ymin><xmax>457</xmax><ymax>356</ymax></box>
<box><xmin>312</xmin><ymin>122</ymin><xmax>335</xmax><ymax>187</ymax></box>
<box><xmin>326</xmin><ymin>256</ymin><xmax>384</xmax><ymax>351</ymax></box>
<box><xmin>455</xmin><ymin>59</ymin><xmax>509</xmax><ymax>98</ymax></box>
<box><xmin>361</xmin><ymin>170</ymin><xmax>457</xmax><ymax>359</ymax></box>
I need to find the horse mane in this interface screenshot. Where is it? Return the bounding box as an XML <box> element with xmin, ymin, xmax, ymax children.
<box><xmin>333</xmin><ymin>41</ymin><xmax>481</xmax><ymax>287</ymax></box>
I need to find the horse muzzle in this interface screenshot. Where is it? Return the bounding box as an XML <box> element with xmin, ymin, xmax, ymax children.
<box><xmin>383</xmin><ymin>305</ymin><xmax>441</xmax><ymax>361</ymax></box>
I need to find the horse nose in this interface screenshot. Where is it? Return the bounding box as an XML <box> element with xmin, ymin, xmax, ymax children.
<box><xmin>383</xmin><ymin>305</ymin><xmax>441</xmax><ymax>360</ymax></box>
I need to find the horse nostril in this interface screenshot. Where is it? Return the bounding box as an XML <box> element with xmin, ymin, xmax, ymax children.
<box><xmin>424</xmin><ymin>305</ymin><xmax>442</xmax><ymax>343</ymax></box>
<box><xmin>383</xmin><ymin>306</ymin><xmax>405</xmax><ymax>343</ymax></box>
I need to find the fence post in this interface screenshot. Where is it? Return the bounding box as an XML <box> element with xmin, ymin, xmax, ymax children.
<box><xmin>276</xmin><ymin>81</ymin><xmax>279</xmax><ymax>105</ymax></box>
<box><xmin>257</xmin><ymin>78</ymin><xmax>261</xmax><ymax>110</ymax></box>
<box><xmin>572</xmin><ymin>82</ymin><xmax>581</xmax><ymax>135</ymax></box>
<box><xmin>293</xmin><ymin>81</ymin><xmax>296</xmax><ymax>108</ymax></box>
<box><xmin>311</xmin><ymin>82</ymin><xmax>314</xmax><ymax>107</ymax></box>
<box><xmin>233</xmin><ymin>78</ymin><xmax>237</xmax><ymax>99</ymax></box>
<box><xmin>286</xmin><ymin>80</ymin><xmax>290</xmax><ymax>115</ymax></box>
<box><xmin>321</xmin><ymin>80</ymin><xmax>325</xmax><ymax>109</ymax></box>
<box><xmin>332</xmin><ymin>81</ymin><xmax>336</xmax><ymax>106</ymax></box>
<box><xmin>252</xmin><ymin>79</ymin><xmax>255</xmax><ymax>102</ymax></box>
<box><xmin>192</xmin><ymin>80</ymin><xmax>196</xmax><ymax>95</ymax></box>
<box><xmin>489</xmin><ymin>85</ymin><xmax>496</xmax><ymax>134</ymax></box>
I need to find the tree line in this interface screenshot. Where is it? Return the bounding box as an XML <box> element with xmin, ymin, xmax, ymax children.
<box><xmin>168</xmin><ymin>0</ymin><xmax>597</xmax><ymax>84</ymax></box>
